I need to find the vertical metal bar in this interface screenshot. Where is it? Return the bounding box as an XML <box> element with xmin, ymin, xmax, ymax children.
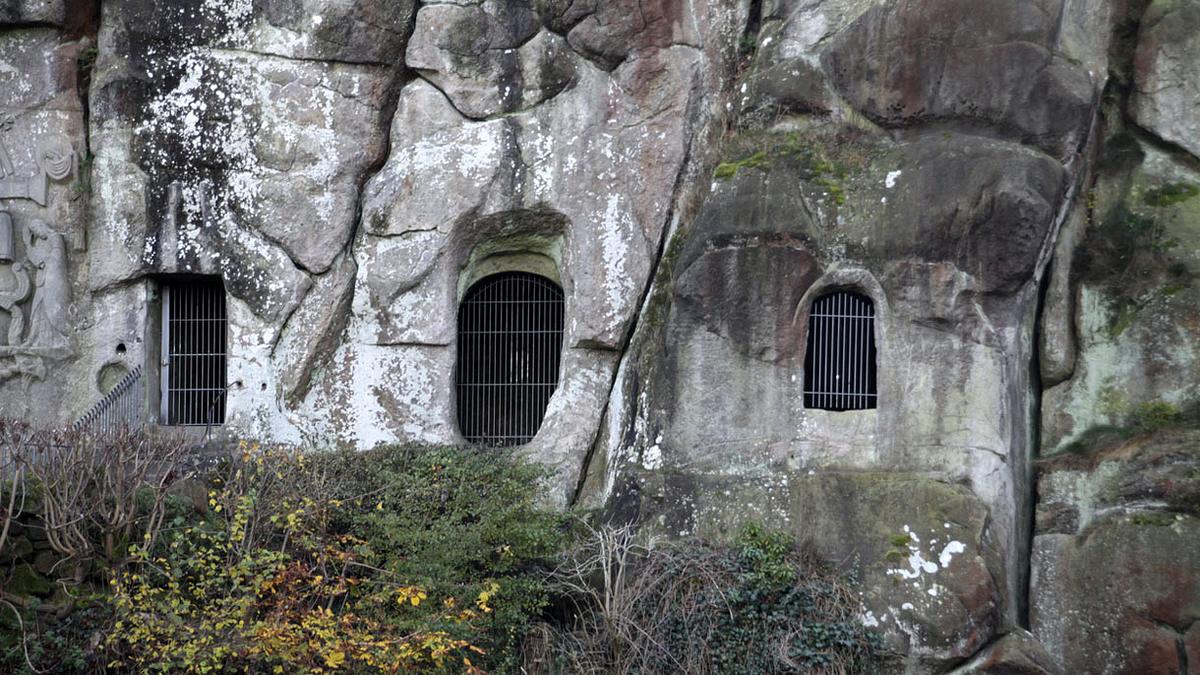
<box><xmin>182</xmin><ymin>284</ymin><xmax>189</xmax><ymax>423</ymax></box>
<box><xmin>487</xmin><ymin>278</ymin><xmax>494</xmax><ymax>443</ymax></box>
<box><xmin>855</xmin><ymin>295</ymin><xmax>863</xmax><ymax>408</ymax></box>
<box><xmin>850</xmin><ymin>294</ymin><xmax>856</xmax><ymax>408</ymax></box>
<box><xmin>821</xmin><ymin>296</ymin><xmax>829</xmax><ymax>410</ymax></box>
<box><xmin>201</xmin><ymin>283</ymin><xmax>207</xmax><ymax>425</ymax></box>
<box><xmin>815</xmin><ymin>296</ymin><xmax>823</xmax><ymax>409</ymax></box>
<box><xmin>218</xmin><ymin>283</ymin><xmax>224</xmax><ymax>423</ymax></box>
<box><xmin>178</xmin><ymin>283</ymin><xmax>184</xmax><ymax>423</ymax></box>
<box><xmin>522</xmin><ymin>277</ymin><xmax>528</xmax><ymax>443</ymax></box>
<box><xmin>854</xmin><ymin>294</ymin><xmax>861</xmax><ymax>408</ymax></box>
<box><xmin>868</xmin><ymin>300</ymin><xmax>876</xmax><ymax>406</ymax></box>
<box><xmin>822</xmin><ymin>295</ymin><xmax>829</xmax><ymax>410</ymax></box>
<box><xmin>185</xmin><ymin>284</ymin><xmax>192</xmax><ymax>424</ymax></box>
<box><xmin>510</xmin><ymin>276</ymin><xmax>516</xmax><ymax>444</ymax></box>
<box><xmin>813</xmin><ymin>297</ymin><xmax>819</xmax><ymax>409</ymax></box>
<box><xmin>207</xmin><ymin>283</ymin><xmax>213</xmax><ymax>424</ymax></box>
<box><xmin>208</xmin><ymin>284</ymin><xmax>213</xmax><ymax>424</ymax></box>
<box><xmin>837</xmin><ymin>293</ymin><xmax>844</xmax><ymax>409</ymax></box>
<box><xmin>836</xmin><ymin>294</ymin><xmax>841</xmax><ymax>408</ymax></box>
<box><xmin>845</xmin><ymin>294</ymin><xmax>852</xmax><ymax>409</ymax></box>
<box><xmin>861</xmin><ymin>295</ymin><xmax>867</xmax><ymax>408</ymax></box>
<box><xmin>827</xmin><ymin>295</ymin><xmax>834</xmax><ymax>409</ymax></box>
<box><xmin>839</xmin><ymin>292</ymin><xmax>847</xmax><ymax>409</ymax></box>
<box><xmin>160</xmin><ymin>285</ymin><xmax>171</xmax><ymax>424</ymax></box>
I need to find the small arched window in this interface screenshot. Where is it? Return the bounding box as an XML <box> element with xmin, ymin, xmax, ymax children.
<box><xmin>803</xmin><ymin>290</ymin><xmax>877</xmax><ymax>411</ymax></box>
<box><xmin>456</xmin><ymin>272</ymin><xmax>564</xmax><ymax>446</ymax></box>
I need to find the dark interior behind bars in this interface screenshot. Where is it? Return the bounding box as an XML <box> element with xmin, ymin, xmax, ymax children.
<box><xmin>456</xmin><ymin>272</ymin><xmax>564</xmax><ymax>446</ymax></box>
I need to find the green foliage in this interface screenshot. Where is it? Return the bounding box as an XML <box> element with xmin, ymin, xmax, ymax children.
<box><xmin>735</xmin><ymin>521</ymin><xmax>797</xmax><ymax>587</ymax></box>
<box><xmin>713</xmin><ymin>126</ymin><xmax>871</xmax><ymax>206</ymax></box>
<box><xmin>1108</xmin><ymin>299</ymin><xmax>1138</xmax><ymax>338</ymax></box>
<box><xmin>0</xmin><ymin>603</ymin><xmax>110</xmax><ymax>675</ymax></box>
<box><xmin>1130</xmin><ymin>511</ymin><xmax>1176</xmax><ymax>527</ymax></box>
<box><xmin>737</xmin><ymin>33</ymin><xmax>758</xmax><ymax>56</ymax></box>
<box><xmin>714</xmin><ymin>150</ymin><xmax>770</xmax><ymax>179</ymax></box>
<box><xmin>1143</xmin><ymin>182</ymin><xmax>1199</xmax><ymax>207</ymax></box>
<box><xmin>107</xmin><ymin>489</ymin><xmax>289</xmax><ymax>673</ymax></box>
<box><xmin>532</xmin><ymin>522</ymin><xmax>880</xmax><ymax>674</ymax></box>
<box><xmin>321</xmin><ymin>444</ymin><xmax>567</xmax><ymax>670</ymax></box>
<box><xmin>102</xmin><ymin>442</ymin><xmax>566</xmax><ymax>674</ymax></box>
<box><xmin>1056</xmin><ymin>399</ymin><xmax>1197</xmax><ymax>456</ymax></box>
<box><xmin>2</xmin><ymin>428</ymin><xmax>883</xmax><ymax>674</ymax></box>
<box><xmin>1130</xmin><ymin>400</ymin><xmax>1181</xmax><ymax>431</ymax></box>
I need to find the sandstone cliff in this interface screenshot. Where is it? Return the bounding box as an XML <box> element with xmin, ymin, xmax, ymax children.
<box><xmin>0</xmin><ymin>0</ymin><xmax>1196</xmax><ymax>671</ymax></box>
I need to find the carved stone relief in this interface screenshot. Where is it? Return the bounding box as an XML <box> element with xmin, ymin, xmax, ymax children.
<box><xmin>0</xmin><ymin>114</ymin><xmax>76</xmax><ymax>383</ymax></box>
<box><xmin>0</xmin><ymin>114</ymin><xmax>76</xmax><ymax>206</ymax></box>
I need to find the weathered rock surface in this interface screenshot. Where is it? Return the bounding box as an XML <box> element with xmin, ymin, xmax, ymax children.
<box><xmin>1040</xmin><ymin>143</ymin><xmax>1200</xmax><ymax>454</ymax></box>
<box><xmin>1133</xmin><ymin>0</ymin><xmax>1200</xmax><ymax>159</ymax></box>
<box><xmin>947</xmin><ymin>630</ymin><xmax>1062</xmax><ymax>675</ymax></box>
<box><xmin>614</xmin><ymin>469</ymin><xmax>1003</xmax><ymax>671</ymax></box>
<box><xmin>0</xmin><ymin>0</ymin><xmax>65</xmax><ymax>26</ymax></box>
<box><xmin>2</xmin><ymin>2</ymin><xmax>1200</xmax><ymax>672</ymax></box>
<box><xmin>292</xmin><ymin>0</ymin><xmax>748</xmax><ymax>503</ymax></box>
<box><xmin>821</xmin><ymin>0</ymin><xmax>1097</xmax><ymax>159</ymax></box>
<box><xmin>577</xmin><ymin>0</ymin><xmax>1112</xmax><ymax>669</ymax></box>
<box><xmin>249</xmin><ymin>0</ymin><xmax>415</xmax><ymax>64</ymax></box>
<box><xmin>1031</xmin><ymin>427</ymin><xmax>1200</xmax><ymax>674</ymax></box>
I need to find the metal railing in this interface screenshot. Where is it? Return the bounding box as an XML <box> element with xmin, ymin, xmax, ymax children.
<box><xmin>72</xmin><ymin>365</ymin><xmax>145</xmax><ymax>435</ymax></box>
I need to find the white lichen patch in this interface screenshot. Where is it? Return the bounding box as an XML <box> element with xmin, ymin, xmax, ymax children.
<box><xmin>887</xmin><ymin>525</ymin><xmax>967</xmax><ymax>581</ymax></box>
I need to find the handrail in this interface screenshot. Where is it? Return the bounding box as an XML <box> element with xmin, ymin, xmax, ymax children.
<box><xmin>72</xmin><ymin>365</ymin><xmax>144</xmax><ymax>435</ymax></box>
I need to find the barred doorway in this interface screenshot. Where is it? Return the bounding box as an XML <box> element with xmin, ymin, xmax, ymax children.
<box><xmin>803</xmin><ymin>290</ymin><xmax>877</xmax><ymax>411</ymax></box>
<box><xmin>160</xmin><ymin>277</ymin><xmax>228</xmax><ymax>425</ymax></box>
<box><xmin>455</xmin><ymin>272</ymin><xmax>564</xmax><ymax>446</ymax></box>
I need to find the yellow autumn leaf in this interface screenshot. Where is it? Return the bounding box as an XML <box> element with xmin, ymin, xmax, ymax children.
<box><xmin>324</xmin><ymin>649</ymin><xmax>346</xmax><ymax>668</ymax></box>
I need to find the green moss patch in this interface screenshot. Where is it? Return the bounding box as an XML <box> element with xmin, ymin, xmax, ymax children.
<box><xmin>714</xmin><ymin>150</ymin><xmax>770</xmax><ymax>179</ymax></box>
<box><xmin>1143</xmin><ymin>182</ymin><xmax>1199</xmax><ymax>207</ymax></box>
<box><xmin>712</xmin><ymin>125</ymin><xmax>874</xmax><ymax>207</ymax></box>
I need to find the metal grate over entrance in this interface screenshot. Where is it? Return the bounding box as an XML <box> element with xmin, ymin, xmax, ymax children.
<box><xmin>803</xmin><ymin>290</ymin><xmax>877</xmax><ymax>411</ymax></box>
<box><xmin>160</xmin><ymin>279</ymin><xmax>227</xmax><ymax>426</ymax></box>
<box><xmin>456</xmin><ymin>272</ymin><xmax>564</xmax><ymax>446</ymax></box>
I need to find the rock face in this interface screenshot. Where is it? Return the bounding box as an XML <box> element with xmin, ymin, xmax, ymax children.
<box><xmin>1133</xmin><ymin>0</ymin><xmax>1200</xmax><ymax>159</ymax></box>
<box><xmin>1</xmin><ymin>0</ymin><xmax>1199</xmax><ymax>671</ymax></box>
<box><xmin>1031</xmin><ymin>429</ymin><xmax>1200</xmax><ymax>674</ymax></box>
<box><xmin>948</xmin><ymin>629</ymin><xmax>1062</xmax><ymax>675</ymax></box>
<box><xmin>580</xmin><ymin>0</ymin><xmax>1100</xmax><ymax>667</ymax></box>
<box><xmin>624</xmin><ymin>469</ymin><xmax>1005</xmax><ymax>669</ymax></box>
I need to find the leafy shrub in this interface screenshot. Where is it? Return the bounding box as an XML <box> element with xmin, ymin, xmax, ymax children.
<box><xmin>320</xmin><ymin>444</ymin><xmax>567</xmax><ymax>671</ymax></box>
<box><xmin>527</xmin><ymin>521</ymin><xmax>880</xmax><ymax>674</ymax></box>
<box><xmin>104</xmin><ymin>442</ymin><xmax>565</xmax><ymax>674</ymax></box>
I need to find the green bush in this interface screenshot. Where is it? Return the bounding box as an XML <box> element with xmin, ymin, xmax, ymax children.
<box><xmin>529</xmin><ymin>521</ymin><xmax>880</xmax><ymax>674</ymax></box>
<box><xmin>102</xmin><ymin>442</ymin><xmax>567</xmax><ymax>674</ymax></box>
<box><xmin>2</xmin><ymin>429</ymin><xmax>881</xmax><ymax>674</ymax></box>
<box><xmin>320</xmin><ymin>444</ymin><xmax>568</xmax><ymax>670</ymax></box>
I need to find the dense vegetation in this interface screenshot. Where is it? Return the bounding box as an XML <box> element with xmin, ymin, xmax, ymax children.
<box><xmin>0</xmin><ymin>420</ymin><xmax>878</xmax><ymax>673</ymax></box>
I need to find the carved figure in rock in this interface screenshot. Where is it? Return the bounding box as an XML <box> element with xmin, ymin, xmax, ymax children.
<box><xmin>0</xmin><ymin>210</ymin><xmax>13</xmax><ymax>262</ymax></box>
<box><xmin>22</xmin><ymin>219</ymin><xmax>69</xmax><ymax>350</ymax></box>
<box><xmin>0</xmin><ymin>265</ymin><xmax>31</xmax><ymax>347</ymax></box>
<box><xmin>0</xmin><ymin>212</ymin><xmax>32</xmax><ymax>346</ymax></box>
<box><xmin>0</xmin><ymin>117</ymin><xmax>75</xmax><ymax>206</ymax></box>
